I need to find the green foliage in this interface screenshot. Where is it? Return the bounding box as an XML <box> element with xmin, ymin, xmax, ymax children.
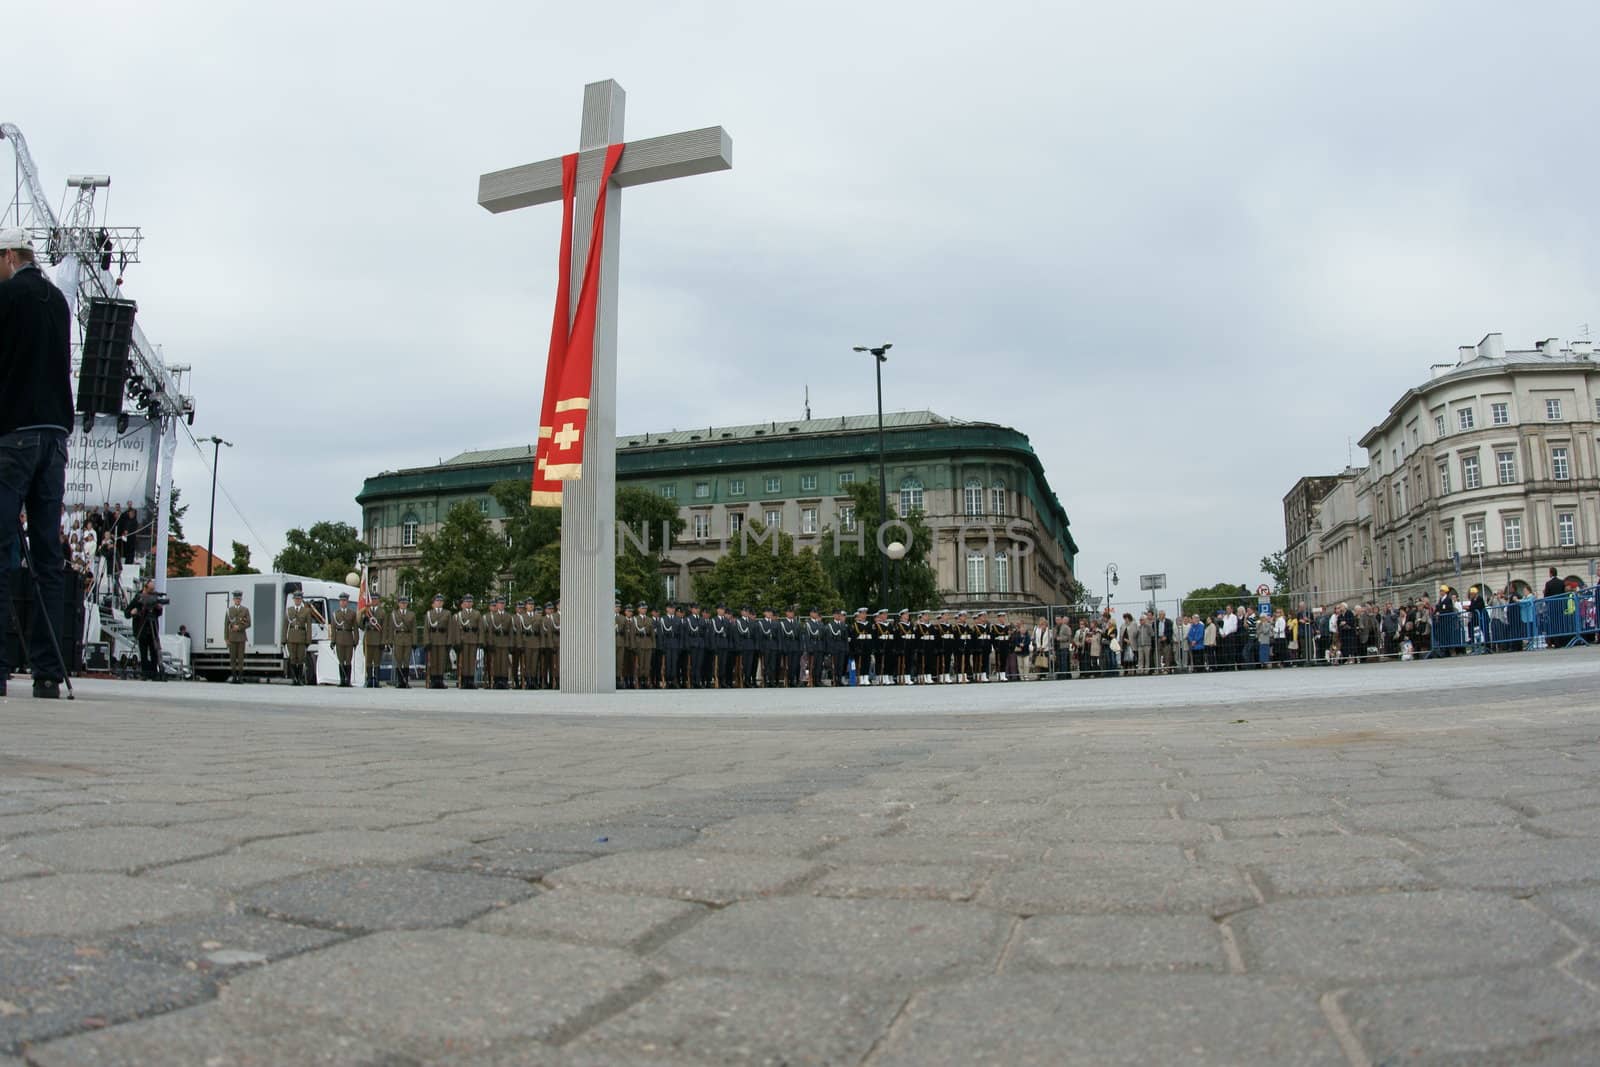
<box><xmin>408</xmin><ymin>502</ymin><xmax>504</xmax><ymax>606</ymax></box>
<box><xmin>691</xmin><ymin>521</ymin><xmax>843</xmax><ymax>613</ymax></box>
<box><xmin>1182</xmin><ymin>582</ymin><xmax>1252</xmax><ymax>619</ymax></box>
<box><xmin>273</xmin><ymin>520</ymin><xmax>369</xmax><ymax>582</ymax></box>
<box><xmin>228</xmin><ymin>540</ymin><xmax>258</xmax><ymax>575</ymax></box>
<box><xmin>616</xmin><ymin>486</ymin><xmax>683</xmax><ymax>608</ymax></box>
<box><xmin>165</xmin><ymin>488</ymin><xmax>194</xmax><ymax>578</ymax></box>
<box><xmin>1260</xmin><ymin>550</ymin><xmax>1290</xmax><ymax>591</ymax></box>
<box><xmin>816</xmin><ymin>480</ymin><xmax>938</xmax><ymax>611</ymax></box>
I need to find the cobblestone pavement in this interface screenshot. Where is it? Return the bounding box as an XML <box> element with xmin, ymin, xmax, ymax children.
<box><xmin>1</xmin><ymin>650</ymin><xmax>1598</xmax><ymax>1065</ymax></box>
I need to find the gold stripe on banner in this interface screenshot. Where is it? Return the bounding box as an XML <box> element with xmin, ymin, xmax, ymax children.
<box><xmin>544</xmin><ymin>462</ymin><xmax>583</xmax><ymax>479</ymax></box>
<box><xmin>530</xmin><ymin>490</ymin><xmax>563</xmax><ymax>506</ymax></box>
<box><xmin>553</xmin><ymin>397</ymin><xmax>591</xmax><ymax>413</ymax></box>
<box><xmin>538</xmin><ymin>426</ymin><xmax>553</xmax><ymax>438</ymax></box>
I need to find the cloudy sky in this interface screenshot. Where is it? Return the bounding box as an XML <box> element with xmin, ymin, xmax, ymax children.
<box><xmin>9</xmin><ymin>0</ymin><xmax>1597</xmax><ymax>607</ymax></box>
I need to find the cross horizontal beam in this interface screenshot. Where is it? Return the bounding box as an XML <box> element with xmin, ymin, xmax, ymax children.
<box><xmin>477</xmin><ymin>126</ymin><xmax>733</xmax><ymax>214</ymax></box>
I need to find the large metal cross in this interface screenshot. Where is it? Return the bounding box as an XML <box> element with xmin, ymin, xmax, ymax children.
<box><xmin>478</xmin><ymin>79</ymin><xmax>732</xmax><ymax>693</ymax></box>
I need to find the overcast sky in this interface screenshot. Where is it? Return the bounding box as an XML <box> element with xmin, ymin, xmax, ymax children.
<box><xmin>9</xmin><ymin>1</ymin><xmax>1598</xmax><ymax>608</ymax></box>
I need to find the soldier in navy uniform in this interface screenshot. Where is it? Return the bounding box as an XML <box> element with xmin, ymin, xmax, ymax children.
<box><xmin>735</xmin><ymin>607</ymin><xmax>757</xmax><ymax>687</ymax></box>
<box><xmin>657</xmin><ymin>606</ymin><xmax>680</xmax><ymax>688</ymax></box>
<box><xmin>936</xmin><ymin>610</ymin><xmax>955</xmax><ymax>682</ymax></box>
<box><xmin>710</xmin><ymin>604</ymin><xmax>732</xmax><ymax>688</ymax></box>
<box><xmin>826</xmin><ymin>609</ymin><xmax>850</xmax><ymax>686</ymax></box>
<box><xmin>972</xmin><ymin>610</ymin><xmax>992</xmax><ymax>682</ymax></box>
<box><xmin>757</xmin><ymin>607</ymin><xmax>779</xmax><ymax>687</ymax></box>
<box><xmin>804</xmin><ymin>607</ymin><xmax>825</xmax><ymax>686</ymax></box>
<box><xmin>683</xmin><ymin>604</ymin><xmax>706</xmax><ymax>689</ymax></box>
<box><xmin>849</xmin><ymin>607</ymin><xmax>871</xmax><ymax>684</ymax></box>
<box><xmin>868</xmin><ymin>608</ymin><xmax>890</xmax><ymax>684</ymax></box>
<box><xmin>779</xmin><ymin>606</ymin><xmax>801</xmax><ymax>686</ymax></box>
<box><xmin>991</xmin><ymin>611</ymin><xmax>1012</xmax><ymax>681</ymax></box>
<box><xmin>953</xmin><ymin>611</ymin><xmax>972</xmax><ymax>682</ymax></box>
<box><xmin>915</xmin><ymin>609</ymin><xmax>936</xmax><ymax>684</ymax></box>
<box><xmin>898</xmin><ymin>608</ymin><xmax>918</xmax><ymax>684</ymax></box>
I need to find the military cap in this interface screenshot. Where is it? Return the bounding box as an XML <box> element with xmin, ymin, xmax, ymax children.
<box><xmin>494</xmin><ymin>594</ymin><xmax>506</xmax><ymax>603</ymax></box>
<box><xmin>292</xmin><ymin>590</ymin><xmax>304</xmax><ymax>599</ymax></box>
<box><xmin>919</xmin><ymin>609</ymin><xmax>931</xmax><ymax>616</ymax></box>
<box><xmin>398</xmin><ymin>594</ymin><xmax>411</xmax><ymax>602</ymax></box>
<box><xmin>637</xmin><ymin>602</ymin><xmax>648</xmax><ymax>610</ymax></box>
<box><xmin>809</xmin><ymin>606</ymin><xmax>821</xmax><ymax>614</ymax></box>
<box><xmin>717</xmin><ymin>602</ymin><xmax>727</xmax><ymax>610</ymax></box>
<box><xmin>338</xmin><ymin>592</ymin><xmax>350</xmax><ymax>600</ymax></box>
<box><xmin>613</xmin><ymin>600</ymin><xmax>622</xmax><ymax>608</ymax></box>
<box><xmin>855</xmin><ymin>606</ymin><xmax>868</xmax><ymax>614</ymax></box>
<box><xmin>432</xmin><ymin>593</ymin><xmax>444</xmax><ymax>602</ymax></box>
<box><xmin>899</xmin><ymin>608</ymin><xmax>910</xmax><ymax>616</ymax></box>
<box><xmin>231</xmin><ymin>590</ymin><xmax>243</xmax><ymax>597</ymax></box>
<box><xmin>957</xmin><ymin>610</ymin><xmax>968</xmax><ymax>617</ymax></box>
<box><xmin>544</xmin><ymin>602</ymin><xmax>554</xmax><ymax>609</ymax></box>
<box><xmin>875</xmin><ymin>608</ymin><xmax>888</xmax><ymax>615</ymax></box>
<box><xmin>461</xmin><ymin>593</ymin><xmax>475</xmax><ymax>602</ymax></box>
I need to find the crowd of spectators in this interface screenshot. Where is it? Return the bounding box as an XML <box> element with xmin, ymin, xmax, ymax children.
<box><xmin>57</xmin><ymin>501</ymin><xmax>143</xmax><ymax>601</ymax></box>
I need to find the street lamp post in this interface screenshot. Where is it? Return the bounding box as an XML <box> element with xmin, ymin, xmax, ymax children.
<box><xmin>204</xmin><ymin>435</ymin><xmax>232</xmax><ymax>577</ymax></box>
<box><xmin>852</xmin><ymin>343</ymin><xmax>893</xmax><ymax>610</ymax></box>
<box><xmin>1104</xmin><ymin>562</ymin><xmax>1119</xmax><ymax>611</ymax></box>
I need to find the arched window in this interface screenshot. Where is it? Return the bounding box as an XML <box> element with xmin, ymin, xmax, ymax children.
<box><xmin>899</xmin><ymin>477</ymin><xmax>924</xmax><ymax>517</ymax></box>
<box><xmin>990</xmin><ymin>480</ymin><xmax>1007</xmax><ymax>516</ymax></box>
<box><xmin>994</xmin><ymin>551</ymin><xmax>1010</xmax><ymax>593</ymax></box>
<box><xmin>963</xmin><ymin>478</ymin><xmax>983</xmax><ymax>516</ymax></box>
<box><xmin>400</xmin><ymin>512</ymin><xmax>420</xmax><ymax>548</ymax></box>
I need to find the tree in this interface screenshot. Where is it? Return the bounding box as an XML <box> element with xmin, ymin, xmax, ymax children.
<box><xmin>273</xmin><ymin>521</ymin><xmax>369</xmax><ymax>582</ymax></box>
<box><xmin>165</xmin><ymin>488</ymin><xmax>194</xmax><ymax>578</ymax></box>
<box><xmin>1260</xmin><ymin>550</ymin><xmax>1290</xmax><ymax>592</ymax></box>
<box><xmin>228</xmin><ymin>541</ymin><xmax>259</xmax><ymax>576</ymax></box>
<box><xmin>817</xmin><ymin>480</ymin><xmax>939</xmax><ymax>610</ymax></box>
<box><xmin>1182</xmin><ymin>582</ymin><xmax>1252</xmax><ymax>619</ymax></box>
<box><xmin>616</xmin><ymin>486</ymin><xmax>684</xmax><ymax>608</ymax></box>
<box><xmin>691</xmin><ymin>522</ymin><xmax>843</xmax><ymax>613</ymax></box>
<box><xmin>406</xmin><ymin>502</ymin><xmax>505</xmax><ymax>606</ymax></box>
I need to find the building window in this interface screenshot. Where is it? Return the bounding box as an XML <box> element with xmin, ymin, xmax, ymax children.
<box><xmin>1462</xmin><ymin>454</ymin><xmax>1481</xmax><ymax>490</ymax></box>
<box><xmin>728</xmin><ymin>511</ymin><xmax>744</xmax><ymax>535</ymax></box>
<box><xmin>1438</xmin><ymin>461</ymin><xmax>1451</xmax><ymax>495</ymax></box>
<box><xmin>1495</xmin><ymin>450</ymin><xmax>1517</xmax><ymax>485</ymax></box>
<box><xmin>401</xmin><ymin>517</ymin><xmax>420</xmax><ymax>548</ymax></box>
<box><xmin>1458</xmin><ymin>407</ymin><xmax>1475</xmax><ymax>431</ymax></box>
<box><xmin>1411</xmin><ymin>427</ymin><xmax>1420</xmax><ymax>447</ymax></box>
<box><xmin>478</xmin><ymin>498</ymin><xmax>490</xmax><ymax>515</ymax></box>
<box><xmin>994</xmin><ymin>551</ymin><xmax>1010</xmax><ymax>593</ymax></box>
<box><xmin>1558</xmin><ymin>512</ymin><xmax>1577</xmax><ymax>547</ymax></box>
<box><xmin>664</xmin><ymin>574</ymin><xmax>677</xmax><ymax>603</ymax></box>
<box><xmin>1551</xmin><ymin>447</ymin><xmax>1570</xmax><ymax>481</ymax></box>
<box><xmin>1595</xmin><ymin>398</ymin><xmax>1600</xmax><ymax>421</ymax></box>
<box><xmin>1503</xmin><ymin>515</ymin><xmax>1523</xmax><ymax>551</ymax></box>
<box><xmin>1434</xmin><ymin>414</ymin><xmax>1446</xmax><ymax>438</ymax></box>
<box><xmin>728</xmin><ymin>479</ymin><xmax>744</xmax><ymax>496</ymax></box>
<box><xmin>963</xmin><ymin>478</ymin><xmax>983</xmax><ymax>516</ymax></box>
<box><xmin>398</xmin><ymin>576</ymin><xmax>412</xmax><ymax>599</ymax></box>
<box><xmin>763</xmin><ymin>508</ymin><xmax>781</xmax><ymax>530</ymax></box>
<box><xmin>966</xmin><ymin>552</ymin><xmax>987</xmax><ymax>594</ymax></box>
<box><xmin>1491</xmin><ymin>402</ymin><xmax>1509</xmax><ymax>426</ymax></box>
<box><xmin>800</xmin><ymin>507</ymin><xmax>818</xmax><ymax>534</ymax></box>
<box><xmin>764</xmin><ymin>476</ymin><xmax>781</xmax><ymax>495</ymax></box>
<box><xmin>799</xmin><ymin>474</ymin><xmax>817</xmax><ymax>492</ymax></box>
<box><xmin>1444</xmin><ymin>524</ymin><xmax>1456</xmax><ymax>559</ymax></box>
<box><xmin>837</xmin><ymin>471</ymin><xmax>855</xmax><ymax>488</ymax></box>
<box><xmin>1546</xmin><ymin>398</ymin><xmax>1563</xmax><ymax>421</ymax></box>
<box><xmin>660</xmin><ymin>484</ymin><xmax>676</xmax><ymax>500</ymax></box>
<box><xmin>899</xmin><ymin>478</ymin><xmax>924</xmax><ymax>517</ymax></box>
<box><xmin>1393</xmin><ymin>484</ymin><xmax>1402</xmax><ymax>516</ymax></box>
<box><xmin>693</xmin><ymin>481</ymin><xmax>710</xmax><ymax>499</ymax></box>
<box><xmin>1466</xmin><ymin>519</ymin><xmax>1486</xmax><ymax>554</ymax></box>
<box><xmin>990</xmin><ymin>482</ymin><xmax>1007</xmax><ymax>516</ymax></box>
<box><xmin>692</xmin><ymin>513</ymin><xmax>711</xmax><ymax>540</ymax></box>
<box><xmin>838</xmin><ymin>505</ymin><xmax>856</xmax><ymax>531</ymax></box>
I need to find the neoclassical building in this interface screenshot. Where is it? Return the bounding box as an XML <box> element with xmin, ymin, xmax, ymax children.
<box><xmin>1285</xmin><ymin>334</ymin><xmax>1600</xmax><ymax>602</ymax></box>
<box><xmin>357</xmin><ymin>411</ymin><xmax>1080</xmax><ymax>610</ymax></box>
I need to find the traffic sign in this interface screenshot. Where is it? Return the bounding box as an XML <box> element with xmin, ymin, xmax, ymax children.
<box><xmin>1255</xmin><ymin>583</ymin><xmax>1271</xmax><ymax>597</ymax></box>
<box><xmin>1139</xmin><ymin>573</ymin><xmax>1167</xmax><ymax>591</ymax></box>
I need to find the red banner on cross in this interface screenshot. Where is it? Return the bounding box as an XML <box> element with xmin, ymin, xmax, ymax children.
<box><xmin>530</xmin><ymin>143</ymin><xmax>625</xmax><ymax>506</ymax></box>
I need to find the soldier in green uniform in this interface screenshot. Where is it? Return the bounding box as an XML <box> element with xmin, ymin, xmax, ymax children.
<box><xmin>486</xmin><ymin>595</ymin><xmax>513</xmax><ymax>689</ymax></box>
<box><xmin>525</xmin><ymin>603</ymin><xmax>546</xmax><ymax>689</ymax></box>
<box><xmin>614</xmin><ymin>601</ymin><xmax>627</xmax><ymax>689</ymax></box>
<box><xmin>330</xmin><ymin>592</ymin><xmax>359</xmax><ymax>688</ymax></box>
<box><xmin>224</xmin><ymin>590</ymin><xmax>250</xmax><ymax>684</ymax></box>
<box><xmin>508</xmin><ymin>600</ymin><xmax>528</xmax><ymax>690</ymax></box>
<box><xmin>423</xmin><ymin>594</ymin><xmax>451</xmax><ymax>689</ymax></box>
<box><xmin>282</xmin><ymin>591</ymin><xmax>313</xmax><ymax>686</ymax></box>
<box><xmin>361</xmin><ymin>596</ymin><xmax>386</xmax><ymax>688</ymax></box>
<box><xmin>546</xmin><ymin>600</ymin><xmax>561</xmax><ymax>689</ymax></box>
<box><xmin>388</xmin><ymin>595</ymin><xmax>416</xmax><ymax>688</ymax></box>
<box><xmin>451</xmin><ymin>594</ymin><xmax>483</xmax><ymax>690</ymax></box>
<box><xmin>629</xmin><ymin>602</ymin><xmax>652</xmax><ymax>689</ymax></box>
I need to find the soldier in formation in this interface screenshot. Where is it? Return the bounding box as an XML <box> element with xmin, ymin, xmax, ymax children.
<box><xmin>281</xmin><ymin>590</ymin><xmax>313</xmax><ymax>686</ymax></box>
<box><xmin>360</xmin><ymin>596</ymin><xmax>385</xmax><ymax>688</ymax></box>
<box><xmin>328</xmin><ymin>592</ymin><xmax>359</xmax><ymax>688</ymax></box>
<box><xmin>452</xmin><ymin>593</ymin><xmax>483</xmax><ymax>689</ymax></box>
<box><xmin>424</xmin><ymin>594</ymin><xmax>452</xmax><ymax>688</ymax></box>
<box><xmin>224</xmin><ymin>590</ymin><xmax>250</xmax><ymax>684</ymax></box>
<box><xmin>389</xmin><ymin>595</ymin><xmax>416</xmax><ymax>688</ymax></box>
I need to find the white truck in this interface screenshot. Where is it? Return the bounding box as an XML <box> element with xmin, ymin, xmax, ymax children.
<box><xmin>164</xmin><ymin>573</ymin><xmax>360</xmax><ymax>684</ymax></box>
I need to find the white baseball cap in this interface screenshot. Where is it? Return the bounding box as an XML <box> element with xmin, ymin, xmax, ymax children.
<box><xmin>0</xmin><ymin>227</ymin><xmax>33</xmax><ymax>251</ymax></box>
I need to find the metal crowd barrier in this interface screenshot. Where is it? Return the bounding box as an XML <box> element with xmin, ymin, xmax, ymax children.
<box><xmin>1429</xmin><ymin>591</ymin><xmax>1597</xmax><ymax>655</ymax></box>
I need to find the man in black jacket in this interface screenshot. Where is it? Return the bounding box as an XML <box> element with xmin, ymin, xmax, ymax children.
<box><xmin>0</xmin><ymin>228</ymin><xmax>72</xmax><ymax>698</ymax></box>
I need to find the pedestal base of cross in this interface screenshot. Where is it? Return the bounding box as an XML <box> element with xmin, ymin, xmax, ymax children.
<box><xmin>478</xmin><ymin>79</ymin><xmax>732</xmax><ymax>693</ymax></box>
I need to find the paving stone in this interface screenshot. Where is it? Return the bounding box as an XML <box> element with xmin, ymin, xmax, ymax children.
<box><xmin>488</xmin><ymin>824</ymin><xmax>701</xmax><ymax>856</ymax></box>
<box><xmin>244</xmin><ymin>867</ymin><xmax>532</xmax><ymax>930</ymax></box>
<box><xmin>422</xmin><ymin>843</ymin><xmax>588</xmax><ymax>880</ymax></box>
<box><xmin>1254</xmin><ymin>856</ymin><xmax>1432</xmax><ymax>896</ymax></box>
<box><xmin>1233</xmin><ymin>891</ymin><xmax>1570</xmax><ymax>979</ymax></box>
<box><xmin>9</xmin><ymin>826</ymin><xmax>231</xmax><ymax>873</ymax></box>
<box><xmin>1342</xmin><ymin>799</ymin><xmax>1522</xmax><ymax>831</ymax></box>
<box><xmin>1010</xmin><ymin>914</ymin><xmax>1229</xmax><ymax>972</ymax></box>
<box><xmin>1537</xmin><ymin>888</ymin><xmax>1600</xmax><ymax>938</ymax></box>
<box><xmin>242</xmin><ymin>829</ymin><xmax>467</xmax><ymax>865</ymax></box>
<box><xmin>1431</xmin><ymin>841</ymin><xmax>1600</xmax><ymax>890</ymax></box>
<box><xmin>109</xmin><ymin>913</ymin><xmax>344</xmax><ymax>973</ymax></box>
<box><xmin>693</xmin><ymin>813</ymin><xmax>892</xmax><ymax>856</ymax></box>
<box><xmin>657</xmin><ymin>897</ymin><xmax>1009</xmax><ymax>980</ymax></box>
<box><xmin>873</xmin><ymin>974</ymin><xmax>1344</xmax><ymax>1065</ymax></box>
<box><xmin>810</xmin><ymin>862</ymin><xmax>985</xmax><ymax>901</ymax></box>
<box><xmin>817</xmin><ymin>833</ymin><xmax>1043</xmax><ymax>866</ymax></box>
<box><xmin>1342</xmin><ymin>968</ymin><xmax>1600</xmax><ymax>1064</ymax></box>
<box><xmin>1218</xmin><ymin>815</ymin><xmax>1348</xmax><ymax>838</ymax></box>
<box><xmin>221</xmin><ymin>929</ymin><xmax>654</xmax><ymax>1053</ymax></box>
<box><xmin>139</xmin><ymin>851</ymin><xmax>319</xmax><ymax>890</ymax></box>
<box><xmin>0</xmin><ymin>874</ymin><xmax>218</xmax><ymax>936</ymax></box>
<box><xmin>1031</xmin><ymin>817</ymin><xmax>1214</xmax><ymax>845</ymax></box>
<box><xmin>1197</xmin><ymin>835</ymin><xmax>1410</xmax><ymax>866</ymax></box>
<box><xmin>1528</xmin><ymin>809</ymin><xmax>1600</xmax><ymax>836</ymax></box>
<box><xmin>1183</xmin><ymin>796</ymin><xmax>1337</xmax><ymax>820</ymax></box>
<box><xmin>545</xmin><ymin>850</ymin><xmax>816</xmax><ymax>905</ymax></box>
<box><xmin>573</xmin><ymin>975</ymin><xmax>905</xmax><ymax>1065</ymax></box>
<box><xmin>471</xmin><ymin>889</ymin><xmax>702</xmax><ymax>948</ymax></box>
<box><xmin>1404</xmin><ymin>825</ymin><xmax>1552</xmax><ymax>851</ymax></box>
<box><xmin>0</xmin><ymin>857</ymin><xmax>51</xmax><ymax>880</ymax></box>
<box><xmin>985</xmin><ymin>863</ymin><xmax>1257</xmax><ymax>916</ymax></box>
<box><xmin>26</xmin><ymin>1003</ymin><xmax>397</xmax><ymax>1066</ymax></box>
<box><xmin>0</xmin><ymin>934</ymin><xmax>213</xmax><ymax>1053</ymax></box>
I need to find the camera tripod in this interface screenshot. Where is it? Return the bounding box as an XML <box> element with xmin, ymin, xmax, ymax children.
<box><xmin>7</xmin><ymin>521</ymin><xmax>75</xmax><ymax>700</ymax></box>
